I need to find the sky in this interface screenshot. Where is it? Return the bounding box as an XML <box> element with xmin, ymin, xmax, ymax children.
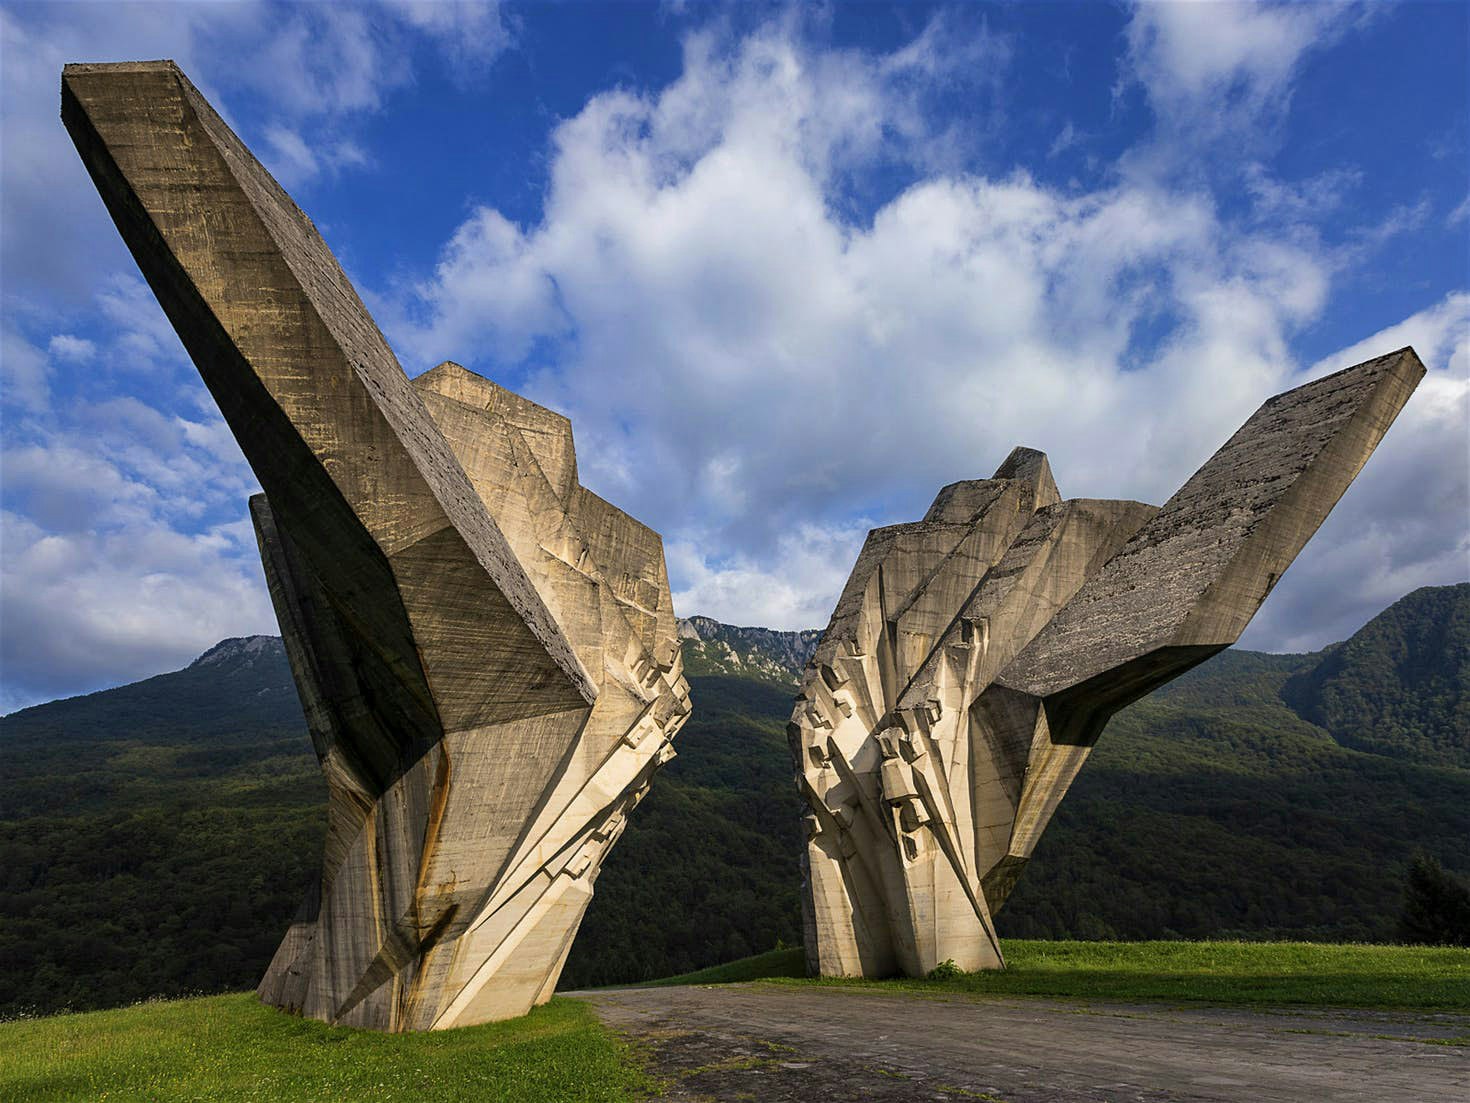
<box><xmin>1</xmin><ymin>0</ymin><xmax>1466</xmax><ymax>712</ymax></box>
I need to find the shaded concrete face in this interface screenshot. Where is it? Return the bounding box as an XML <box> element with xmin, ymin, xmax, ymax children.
<box><xmin>791</xmin><ymin>350</ymin><xmax>1424</xmax><ymax>978</ymax></box>
<box><xmin>62</xmin><ymin>60</ymin><xmax>691</xmax><ymax>1030</ymax></box>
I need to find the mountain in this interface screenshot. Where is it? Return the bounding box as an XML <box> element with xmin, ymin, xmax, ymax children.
<box><xmin>676</xmin><ymin>616</ymin><xmax>820</xmax><ymax>683</ymax></box>
<box><xmin>1281</xmin><ymin>584</ymin><xmax>1469</xmax><ymax>769</ymax></box>
<box><xmin>2</xmin><ymin>588</ymin><xmax>1467</xmax><ymax>1014</ymax></box>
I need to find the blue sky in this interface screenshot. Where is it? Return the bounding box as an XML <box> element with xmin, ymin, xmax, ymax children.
<box><xmin>1</xmin><ymin>1</ymin><xmax>1466</xmax><ymax>711</ymax></box>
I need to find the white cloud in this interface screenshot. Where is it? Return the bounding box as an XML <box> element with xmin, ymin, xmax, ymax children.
<box><xmin>669</xmin><ymin>519</ymin><xmax>872</xmax><ymax>632</ymax></box>
<box><xmin>382</xmin><ymin>15</ymin><xmax>1462</xmax><ymax>649</ymax></box>
<box><xmin>1123</xmin><ymin>1</ymin><xmax>1360</xmax><ymax>138</ymax></box>
<box><xmin>382</xmin><ymin>0</ymin><xmax>511</xmax><ymax>79</ymax></box>
<box><xmin>1048</xmin><ymin>121</ymin><xmax>1079</xmax><ymax>160</ymax></box>
<box><xmin>46</xmin><ymin>334</ymin><xmax>95</xmax><ymax>363</ymax></box>
<box><xmin>1</xmin><ymin>510</ymin><xmax>276</xmax><ymax>713</ymax></box>
<box><xmin>1</xmin><ymin>325</ymin><xmax>50</xmax><ymax>411</ymax></box>
<box><xmin>1238</xmin><ymin>292</ymin><xmax>1470</xmax><ymax>652</ymax></box>
<box><xmin>385</xmin><ymin>21</ymin><xmax>1338</xmax><ymax>616</ymax></box>
<box><xmin>1</xmin><ymin>5</ymin><xmax>1461</xmax><ymax>714</ymax></box>
<box><xmin>1243</xmin><ymin>163</ymin><xmax>1362</xmax><ymax>224</ymax></box>
<box><xmin>243</xmin><ymin>4</ymin><xmax>397</xmax><ymax>117</ymax></box>
<box><xmin>0</xmin><ymin>2</ymin><xmax>516</xmax><ymax>706</ymax></box>
<box><xmin>0</xmin><ymin>377</ymin><xmax>265</xmax><ymax>708</ymax></box>
<box><xmin>0</xmin><ymin>1</ymin><xmax>513</xmax><ymax>310</ymax></box>
<box><xmin>262</xmin><ymin>124</ymin><xmax>369</xmax><ymax>190</ymax></box>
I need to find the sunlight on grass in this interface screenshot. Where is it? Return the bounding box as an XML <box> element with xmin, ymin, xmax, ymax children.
<box><xmin>0</xmin><ymin>993</ymin><xmax>651</xmax><ymax>1102</ymax></box>
<box><xmin>632</xmin><ymin>946</ymin><xmax>808</xmax><ymax>987</ymax></box>
<box><xmin>654</xmin><ymin>940</ymin><xmax>1470</xmax><ymax>1011</ymax></box>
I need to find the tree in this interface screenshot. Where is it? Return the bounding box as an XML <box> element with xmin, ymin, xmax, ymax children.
<box><xmin>1397</xmin><ymin>854</ymin><xmax>1470</xmax><ymax>947</ymax></box>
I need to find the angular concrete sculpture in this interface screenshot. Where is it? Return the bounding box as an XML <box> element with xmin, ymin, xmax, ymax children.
<box><xmin>791</xmin><ymin>350</ymin><xmax>1424</xmax><ymax>978</ymax></box>
<box><xmin>62</xmin><ymin>61</ymin><xmax>690</xmax><ymax>1030</ymax></box>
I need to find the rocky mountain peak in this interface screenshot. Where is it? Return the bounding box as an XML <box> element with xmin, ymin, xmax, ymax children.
<box><xmin>189</xmin><ymin>635</ymin><xmax>285</xmax><ymax>669</ymax></box>
<box><xmin>676</xmin><ymin>616</ymin><xmax>822</xmax><ymax>685</ymax></box>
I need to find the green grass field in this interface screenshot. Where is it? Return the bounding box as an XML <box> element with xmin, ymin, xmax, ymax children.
<box><xmin>6</xmin><ymin>940</ymin><xmax>1465</xmax><ymax>1101</ymax></box>
<box><xmin>664</xmin><ymin>940</ymin><xmax>1470</xmax><ymax>1011</ymax></box>
<box><xmin>632</xmin><ymin>946</ymin><xmax>809</xmax><ymax>987</ymax></box>
<box><xmin>0</xmin><ymin>994</ymin><xmax>652</xmax><ymax>1103</ymax></box>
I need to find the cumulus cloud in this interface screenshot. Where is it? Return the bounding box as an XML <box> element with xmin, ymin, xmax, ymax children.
<box><xmin>1</xmin><ymin>324</ymin><xmax>50</xmax><ymax>412</ymax></box>
<box><xmin>1122</xmin><ymin>0</ymin><xmax>1361</xmax><ymax>140</ymax></box>
<box><xmin>379</xmin><ymin>13</ymin><xmax>1461</xmax><ymax>647</ymax></box>
<box><xmin>0</xmin><ymin>0</ymin><xmax>510</xmax><ymax>307</ymax></box>
<box><xmin>1238</xmin><ymin>293</ymin><xmax>1470</xmax><ymax>651</ymax></box>
<box><xmin>46</xmin><ymin>334</ymin><xmax>96</xmax><ymax>364</ymax></box>
<box><xmin>1</xmin><ymin>5</ymin><xmax>1462</xmax><ymax>713</ymax></box>
<box><xmin>0</xmin><ymin>292</ymin><xmax>267</xmax><ymax>709</ymax></box>
<box><xmin>0</xmin><ymin>510</ymin><xmax>276</xmax><ymax>714</ymax></box>
<box><xmin>0</xmin><ymin>1</ymin><xmax>513</xmax><ymax>708</ymax></box>
<box><xmin>378</xmin><ymin>20</ymin><xmax>1336</xmax><ymax>627</ymax></box>
<box><xmin>669</xmin><ymin>519</ymin><xmax>873</xmax><ymax>632</ymax></box>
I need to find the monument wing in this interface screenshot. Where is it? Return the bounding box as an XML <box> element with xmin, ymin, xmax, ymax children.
<box><xmin>63</xmin><ymin>60</ymin><xmax>689</xmax><ymax>1030</ymax></box>
<box><xmin>791</xmin><ymin>350</ymin><xmax>1423</xmax><ymax>979</ymax></box>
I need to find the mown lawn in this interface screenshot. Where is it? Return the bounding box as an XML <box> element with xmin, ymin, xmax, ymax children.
<box><xmin>661</xmin><ymin>940</ymin><xmax>1470</xmax><ymax>1010</ymax></box>
<box><xmin>0</xmin><ymin>993</ymin><xmax>652</xmax><ymax>1102</ymax></box>
<box><xmin>632</xmin><ymin>946</ymin><xmax>809</xmax><ymax>987</ymax></box>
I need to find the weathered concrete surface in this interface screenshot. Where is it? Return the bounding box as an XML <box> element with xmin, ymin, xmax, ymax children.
<box><xmin>791</xmin><ymin>351</ymin><xmax>1425</xmax><ymax>980</ymax></box>
<box><xmin>62</xmin><ymin>60</ymin><xmax>690</xmax><ymax>1031</ymax></box>
<box><xmin>575</xmin><ymin>984</ymin><xmax>1470</xmax><ymax>1102</ymax></box>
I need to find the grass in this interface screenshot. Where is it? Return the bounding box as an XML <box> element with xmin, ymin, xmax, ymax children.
<box><xmin>631</xmin><ymin>946</ymin><xmax>809</xmax><ymax>987</ymax></box>
<box><xmin>655</xmin><ymin>941</ymin><xmax>1470</xmax><ymax>1011</ymax></box>
<box><xmin>0</xmin><ymin>993</ymin><xmax>653</xmax><ymax>1102</ymax></box>
<box><xmin>8</xmin><ymin>941</ymin><xmax>1464</xmax><ymax>1101</ymax></box>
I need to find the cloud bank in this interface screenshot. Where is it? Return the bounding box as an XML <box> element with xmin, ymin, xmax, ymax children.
<box><xmin>1</xmin><ymin>2</ymin><xmax>1464</xmax><ymax>711</ymax></box>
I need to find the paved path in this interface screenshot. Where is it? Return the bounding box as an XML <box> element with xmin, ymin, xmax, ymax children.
<box><xmin>571</xmin><ymin>984</ymin><xmax>1470</xmax><ymax>1102</ymax></box>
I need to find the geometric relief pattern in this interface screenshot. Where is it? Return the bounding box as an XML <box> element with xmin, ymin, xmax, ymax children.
<box><xmin>790</xmin><ymin>349</ymin><xmax>1424</xmax><ymax>979</ymax></box>
<box><xmin>63</xmin><ymin>61</ymin><xmax>689</xmax><ymax>1030</ymax></box>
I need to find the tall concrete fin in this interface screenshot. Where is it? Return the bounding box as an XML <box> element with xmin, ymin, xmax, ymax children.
<box><xmin>793</xmin><ymin>348</ymin><xmax>1424</xmax><ymax>976</ymax></box>
<box><xmin>61</xmin><ymin>60</ymin><xmax>592</xmax><ymax>728</ymax></box>
<box><xmin>62</xmin><ymin>60</ymin><xmax>689</xmax><ymax>1031</ymax></box>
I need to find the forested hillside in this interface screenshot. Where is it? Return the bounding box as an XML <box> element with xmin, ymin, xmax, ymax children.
<box><xmin>1281</xmin><ymin>583</ymin><xmax>1468</xmax><ymax>768</ymax></box>
<box><xmin>1</xmin><ymin>585</ymin><xmax>1465</xmax><ymax>1015</ymax></box>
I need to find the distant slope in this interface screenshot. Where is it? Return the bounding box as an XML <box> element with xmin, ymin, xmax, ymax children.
<box><xmin>1002</xmin><ymin>649</ymin><xmax>1470</xmax><ymax>943</ymax></box>
<box><xmin>0</xmin><ymin>637</ymin><xmax>323</xmax><ymax>1015</ymax></box>
<box><xmin>1281</xmin><ymin>583</ymin><xmax>1469</xmax><ymax>768</ymax></box>
<box><xmin>559</xmin><ymin>675</ymin><xmax>804</xmax><ymax>988</ymax></box>
<box><xmin>676</xmin><ymin>616</ymin><xmax>819</xmax><ymax>684</ymax></box>
<box><xmin>0</xmin><ymin>630</ymin><xmax>806</xmax><ymax>1014</ymax></box>
<box><xmin>1</xmin><ymin>637</ymin><xmax>306</xmax><ymax>819</ymax></box>
<box><xmin>2</xmin><ymin>594</ymin><xmax>1466</xmax><ymax>1015</ymax></box>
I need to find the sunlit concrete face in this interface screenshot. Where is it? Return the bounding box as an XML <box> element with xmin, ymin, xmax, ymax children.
<box><xmin>791</xmin><ymin>350</ymin><xmax>1424</xmax><ymax>979</ymax></box>
<box><xmin>62</xmin><ymin>60</ymin><xmax>690</xmax><ymax>1030</ymax></box>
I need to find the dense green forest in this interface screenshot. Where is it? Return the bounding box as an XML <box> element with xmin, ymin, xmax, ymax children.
<box><xmin>1</xmin><ymin>585</ymin><xmax>1465</xmax><ymax>1015</ymax></box>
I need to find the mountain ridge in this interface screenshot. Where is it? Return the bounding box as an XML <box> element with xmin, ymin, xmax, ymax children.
<box><xmin>14</xmin><ymin>586</ymin><xmax>1463</xmax><ymax>762</ymax></box>
<box><xmin>676</xmin><ymin>616</ymin><xmax>820</xmax><ymax>684</ymax></box>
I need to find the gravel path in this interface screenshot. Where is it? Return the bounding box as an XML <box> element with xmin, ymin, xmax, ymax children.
<box><xmin>571</xmin><ymin>983</ymin><xmax>1470</xmax><ymax>1102</ymax></box>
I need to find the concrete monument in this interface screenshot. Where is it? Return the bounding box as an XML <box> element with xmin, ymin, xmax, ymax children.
<box><xmin>63</xmin><ymin>61</ymin><xmax>690</xmax><ymax>1030</ymax></box>
<box><xmin>790</xmin><ymin>350</ymin><xmax>1424</xmax><ymax>978</ymax></box>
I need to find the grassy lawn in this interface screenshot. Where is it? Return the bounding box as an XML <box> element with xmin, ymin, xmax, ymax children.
<box><xmin>0</xmin><ymin>993</ymin><xmax>652</xmax><ymax>1102</ymax></box>
<box><xmin>632</xmin><ymin>946</ymin><xmax>809</xmax><ymax>988</ymax></box>
<box><xmin>658</xmin><ymin>941</ymin><xmax>1470</xmax><ymax>1011</ymax></box>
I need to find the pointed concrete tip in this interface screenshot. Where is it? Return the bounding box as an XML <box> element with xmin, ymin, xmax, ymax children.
<box><xmin>992</xmin><ymin>446</ymin><xmax>1061</xmax><ymax>509</ymax></box>
<box><xmin>1306</xmin><ymin>345</ymin><xmax>1426</xmax><ymax>391</ymax></box>
<box><xmin>992</xmin><ymin>446</ymin><xmax>1049</xmax><ymax>481</ymax></box>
